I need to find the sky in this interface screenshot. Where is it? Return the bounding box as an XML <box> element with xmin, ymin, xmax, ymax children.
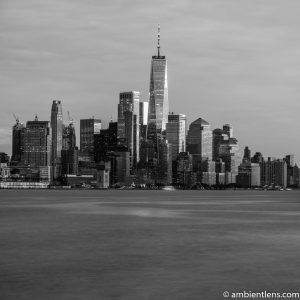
<box><xmin>0</xmin><ymin>0</ymin><xmax>299</xmax><ymax>164</ymax></box>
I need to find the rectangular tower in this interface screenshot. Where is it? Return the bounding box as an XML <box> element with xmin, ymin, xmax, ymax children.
<box><xmin>118</xmin><ymin>91</ymin><xmax>140</xmax><ymax>168</ymax></box>
<box><xmin>80</xmin><ymin>118</ymin><xmax>101</xmax><ymax>162</ymax></box>
<box><xmin>51</xmin><ymin>100</ymin><xmax>63</xmax><ymax>179</ymax></box>
<box><xmin>166</xmin><ymin>113</ymin><xmax>186</xmax><ymax>161</ymax></box>
<box><xmin>24</xmin><ymin>116</ymin><xmax>51</xmax><ymax>167</ymax></box>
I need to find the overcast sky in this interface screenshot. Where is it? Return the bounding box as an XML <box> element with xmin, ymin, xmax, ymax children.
<box><xmin>0</xmin><ymin>0</ymin><xmax>299</xmax><ymax>164</ymax></box>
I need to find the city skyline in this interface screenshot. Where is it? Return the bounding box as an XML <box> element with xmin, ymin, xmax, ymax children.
<box><xmin>0</xmin><ymin>0</ymin><xmax>299</xmax><ymax>164</ymax></box>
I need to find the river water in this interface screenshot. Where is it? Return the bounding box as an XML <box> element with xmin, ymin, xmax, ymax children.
<box><xmin>0</xmin><ymin>189</ymin><xmax>300</xmax><ymax>300</ymax></box>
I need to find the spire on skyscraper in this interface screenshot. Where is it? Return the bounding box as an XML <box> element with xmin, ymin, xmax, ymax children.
<box><xmin>157</xmin><ymin>24</ymin><xmax>160</xmax><ymax>57</ymax></box>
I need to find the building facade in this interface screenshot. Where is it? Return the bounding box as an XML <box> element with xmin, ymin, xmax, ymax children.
<box><xmin>166</xmin><ymin>113</ymin><xmax>186</xmax><ymax>161</ymax></box>
<box><xmin>50</xmin><ymin>100</ymin><xmax>63</xmax><ymax>179</ymax></box>
<box><xmin>186</xmin><ymin>118</ymin><xmax>212</xmax><ymax>161</ymax></box>
<box><xmin>118</xmin><ymin>91</ymin><xmax>140</xmax><ymax>168</ymax></box>
<box><xmin>23</xmin><ymin>116</ymin><xmax>51</xmax><ymax>167</ymax></box>
<box><xmin>12</xmin><ymin>119</ymin><xmax>25</xmax><ymax>163</ymax></box>
<box><xmin>80</xmin><ymin>118</ymin><xmax>101</xmax><ymax>161</ymax></box>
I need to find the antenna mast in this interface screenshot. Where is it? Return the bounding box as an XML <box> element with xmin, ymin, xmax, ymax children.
<box><xmin>157</xmin><ymin>24</ymin><xmax>160</xmax><ymax>57</ymax></box>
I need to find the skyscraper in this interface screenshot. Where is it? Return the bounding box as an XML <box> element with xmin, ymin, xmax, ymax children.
<box><xmin>186</xmin><ymin>118</ymin><xmax>212</xmax><ymax>161</ymax></box>
<box><xmin>51</xmin><ymin>100</ymin><xmax>63</xmax><ymax>179</ymax></box>
<box><xmin>80</xmin><ymin>118</ymin><xmax>101</xmax><ymax>161</ymax></box>
<box><xmin>23</xmin><ymin>116</ymin><xmax>51</xmax><ymax>167</ymax></box>
<box><xmin>147</xmin><ymin>25</ymin><xmax>168</xmax><ymax>134</ymax></box>
<box><xmin>12</xmin><ymin>118</ymin><xmax>25</xmax><ymax>163</ymax></box>
<box><xmin>166</xmin><ymin>113</ymin><xmax>186</xmax><ymax>160</ymax></box>
<box><xmin>212</xmin><ymin>128</ymin><xmax>226</xmax><ymax>161</ymax></box>
<box><xmin>118</xmin><ymin>91</ymin><xmax>140</xmax><ymax>167</ymax></box>
<box><xmin>61</xmin><ymin>122</ymin><xmax>78</xmax><ymax>175</ymax></box>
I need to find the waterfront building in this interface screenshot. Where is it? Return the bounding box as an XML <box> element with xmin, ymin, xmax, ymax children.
<box><xmin>80</xmin><ymin>118</ymin><xmax>101</xmax><ymax>162</ymax></box>
<box><xmin>50</xmin><ymin>100</ymin><xmax>63</xmax><ymax>179</ymax></box>
<box><xmin>173</xmin><ymin>152</ymin><xmax>194</xmax><ymax>188</ymax></box>
<box><xmin>107</xmin><ymin>151</ymin><xmax>130</xmax><ymax>185</ymax></box>
<box><xmin>202</xmin><ymin>172</ymin><xmax>216</xmax><ymax>186</ymax></box>
<box><xmin>264</xmin><ymin>157</ymin><xmax>287</xmax><ymax>188</ymax></box>
<box><xmin>23</xmin><ymin>116</ymin><xmax>51</xmax><ymax>167</ymax></box>
<box><xmin>237</xmin><ymin>162</ymin><xmax>260</xmax><ymax>188</ymax></box>
<box><xmin>157</xmin><ymin>139</ymin><xmax>172</xmax><ymax>185</ymax></box>
<box><xmin>166</xmin><ymin>113</ymin><xmax>186</xmax><ymax>161</ymax></box>
<box><xmin>61</xmin><ymin>148</ymin><xmax>78</xmax><ymax>175</ymax></box>
<box><xmin>95</xmin><ymin>161</ymin><xmax>110</xmax><ymax>188</ymax></box>
<box><xmin>11</xmin><ymin>119</ymin><xmax>25</xmax><ymax>163</ymax></box>
<box><xmin>118</xmin><ymin>91</ymin><xmax>140</xmax><ymax>168</ymax></box>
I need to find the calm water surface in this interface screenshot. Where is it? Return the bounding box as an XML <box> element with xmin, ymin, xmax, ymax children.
<box><xmin>0</xmin><ymin>189</ymin><xmax>300</xmax><ymax>300</ymax></box>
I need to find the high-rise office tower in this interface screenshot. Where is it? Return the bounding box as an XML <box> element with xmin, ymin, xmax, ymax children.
<box><xmin>219</xmin><ymin>137</ymin><xmax>242</xmax><ymax>174</ymax></box>
<box><xmin>212</xmin><ymin>128</ymin><xmax>228</xmax><ymax>161</ymax></box>
<box><xmin>118</xmin><ymin>91</ymin><xmax>140</xmax><ymax>167</ymax></box>
<box><xmin>166</xmin><ymin>113</ymin><xmax>186</xmax><ymax>160</ymax></box>
<box><xmin>12</xmin><ymin>118</ymin><xmax>25</xmax><ymax>163</ymax></box>
<box><xmin>186</xmin><ymin>118</ymin><xmax>212</xmax><ymax>161</ymax></box>
<box><xmin>80</xmin><ymin>118</ymin><xmax>101</xmax><ymax>161</ymax></box>
<box><xmin>61</xmin><ymin>122</ymin><xmax>78</xmax><ymax>175</ymax></box>
<box><xmin>51</xmin><ymin>100</ymin><xmax>63</xmax><ymax>179</ymax></box>
<box><xmin>23</xmin><ymin>116</ymin><xmax>51</xmax><ymax>167</ymax></box>
<box><xmin>147</xmin><ymin>25</ymin><xmax>168</xmax><ymax>134</ymax></box>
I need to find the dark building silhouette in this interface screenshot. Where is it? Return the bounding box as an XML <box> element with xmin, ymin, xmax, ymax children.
<box><xmin>50</xmin><ymin>100</ymin><xmax>63</xmax><ymax>179</ymax></box>
<box><xmin>80</xmin><ymin>118</ymin><xmax>101</xmax><ymax>162</ymax></box>
<box><xmin>0</xmin><ymin>152</ymin><xmax>9</xmax><ymax>163</ymax></box>
<box><xmin>94</xmin><ymin>122</ymin><xmax>118</xmax><ymax>163</ymax></box>
<box><xmin>61</xmin><ymin>122</ymin><xmax>78</xmax><ymax>175</ymax></box>
<box><xmin>11</xmin><ymin>119</ymin><xmax>25</xmax><ymax>163</ymax></box>
<box><xmin>212</xmin><ymin>128</ymin><xmax>224</xmax><ymax>161</ymax></box>
<box><xmin>243</xmin><ymin>146</ymin><xmax>251</xmax><ymax>163</ymax></box>
<box><xmin>173</xmin><ymin>152</ymin><xmax>194</xmax><ymax>188</ymax></box>
<box><xmin>23</xmin><ymin>116</ymin><xmax>51</xmax><ymax>167</ymax></box>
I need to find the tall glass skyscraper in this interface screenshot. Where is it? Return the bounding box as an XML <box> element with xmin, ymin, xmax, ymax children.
<box><xmin>118</xmin><ymin>91</ymin><xmax>140</xmax><ymax>167</ymax></box>
<box><xmin>51</xmin><ymin>100</ymin><xmax>63</xmax><ymax>179</ymax></box>
<box><xmin>24</xmin><ymin>116</ymin><xmax>52</xmax><ymax>167</ymax></box>
<box><xmin>147</xmin><ymin>25</ymin><xmax>168</xmax><ymax>133</ymax></box>
<box><xmin>166</xmin><ymin>113</ymin><xmax>187</xmax><ymax>160</ymax></box>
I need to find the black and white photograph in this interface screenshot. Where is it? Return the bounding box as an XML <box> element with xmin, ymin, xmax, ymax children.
<box><xmin>0</xmin><ymin>1</ymin><xmax>300</xmax><ymax>299</ymax></box>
